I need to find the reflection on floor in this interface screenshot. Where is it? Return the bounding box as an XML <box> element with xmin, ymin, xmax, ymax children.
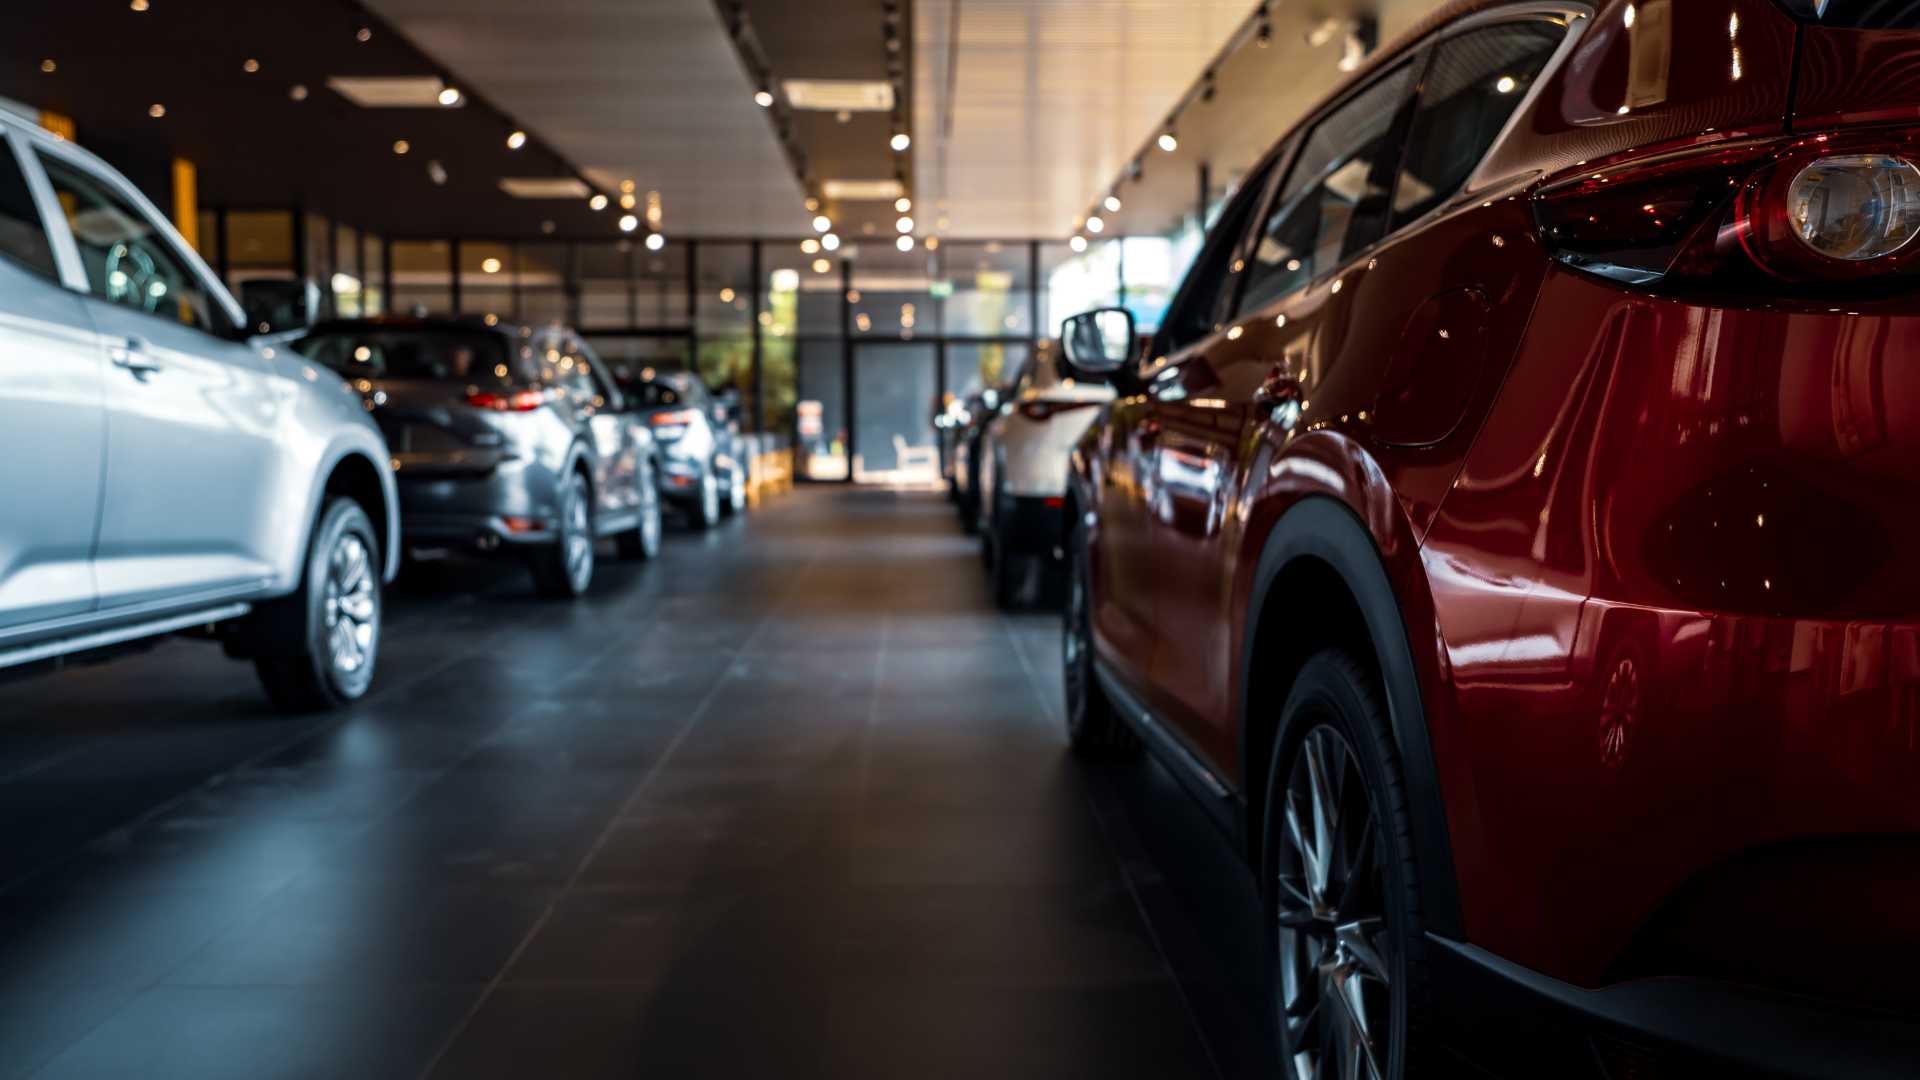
<box><xmin>0</xmin><ymin>488</ymin><xmax>1274</xmax><ymax>1079</ymax></box>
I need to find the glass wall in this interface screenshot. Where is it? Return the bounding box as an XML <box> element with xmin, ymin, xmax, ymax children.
<box><xmin>459</xmin><ymin>241</ymin><xmax>514</xmax><ymax>320</ymax></box>
<box><xmin>390</xmin><ymin>239</ymin><xmax>451</xmax><ymax>316</ymax></box>
<box><xmin>695</xmin><ymin>242</ymin><xmax>753</xmax><ymax>410</ymax></box>
<box><xmin>937</xmin><ymin>240</ymin><xmax>1035</xmax><ymax>338</ymax></box>
<box><xmin>223</xmin><ymin>210</ymin><xmax>294</xmax><ymax>291</ymax></box>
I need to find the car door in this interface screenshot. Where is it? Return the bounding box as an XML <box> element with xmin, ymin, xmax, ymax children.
<box><xmin>0</xmin><ymin>132</ymin><xmax>107</xmax><ymax>636</ymax></box>
<box><xmin>33</xmin><ymin>145</ymin><xmax>282</xmax><ymax>611</ymax></box>
<box><xmin>572</xmin><ymin>336</ymin><xmax>646</xmax><ymax>528</ymax></box>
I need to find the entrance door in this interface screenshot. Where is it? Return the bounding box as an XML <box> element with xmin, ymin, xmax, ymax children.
<box><xmin>852</xmin><ymin>341</ymin><xmax>938</xmax><ymax>485</ymax></box>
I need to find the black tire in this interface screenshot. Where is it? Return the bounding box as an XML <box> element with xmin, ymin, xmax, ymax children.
<box><xmin>690</xmin><ymin>466</ymin><xmax>722</xmax><ymax>530</ymax></box>
<box><xmin>1261</xmin><ymin>650</ymin><xmax>1431</xmax><ymax>1080</ymax></box>
<box><xmin>615</xmin><ymin>477</ymin><xmax>662</xmax><ymax>561</ymax></box>
<box><xmin>252</xmin><ymin>497</ymin><xmax>382</xmax><ymax>713</ymax></box>
<box><xmin>530</xmin><ymin>471</ymin><xmax>595</xmax><ymax>598</ymax></box>
<box><xmin>988</xmin><ymin>520</ymin><xmax>1021</xmax><ymax>609</ymax></box>
<box><xmin>1063</xmin><ymin>521</ymin><xmax>1138</xmax><ymax>757</ymax></box>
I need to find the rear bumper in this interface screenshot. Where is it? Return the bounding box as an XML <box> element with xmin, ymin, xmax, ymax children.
<box><xmin>1434</xmin><ymin>938</ymin><xmax>1920</xmax><ymax>1079</ymax></box>
<box><xmin>995</xmin><ymin>495</ymin><xmax>1066</xmax><ymax>558</ymax></box>
<box><xmin>395</xmin><ymin>462</ymin><xmax>559</xmax><ymax>550</ymax></box>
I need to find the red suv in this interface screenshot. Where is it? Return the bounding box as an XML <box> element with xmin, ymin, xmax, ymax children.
<box><xmin>1059</xmin><ymin>1</ymin><xmax>1920</xmax><ymax>1075</ymax></box>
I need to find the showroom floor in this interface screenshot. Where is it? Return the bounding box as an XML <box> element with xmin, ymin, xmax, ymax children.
<box><xmin>0</xmin><ymin>487</ymin><xmax>1275</xmax><ymax>1079</ymax></box>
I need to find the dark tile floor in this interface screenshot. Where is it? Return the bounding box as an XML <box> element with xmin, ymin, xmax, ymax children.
<box><xmin>0</xmin><ymin>487</ymin><xmax>1274</xmax><ymax>1079</ymax></box>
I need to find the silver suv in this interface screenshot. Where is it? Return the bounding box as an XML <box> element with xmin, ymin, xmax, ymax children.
<box><xmin>0</xmin><ymin>112</ymin><xmax>399</xmax><ymax>711</ymax></box>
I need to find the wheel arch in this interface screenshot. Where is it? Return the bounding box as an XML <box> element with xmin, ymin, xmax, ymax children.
<box><xmin>1238</xmin><ymin>494</ymin><xmax>1465</xmax><ymax>938</ymax></box>
<box><xmin>316</xmin><ymin>448</ymin><xmax>397</xmax><ymax>584</ymax></box>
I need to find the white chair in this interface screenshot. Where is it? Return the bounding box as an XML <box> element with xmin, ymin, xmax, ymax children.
<box><xmin>892</xmin><ymin>435</ymin><xmax>940</xmax><ymax>476</ymax></box>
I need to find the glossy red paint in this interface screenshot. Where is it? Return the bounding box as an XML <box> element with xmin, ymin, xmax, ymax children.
<box><xmin>1070</xmin><ymin>0</ymin><xmax>1920</xmax><ymax>1037</ymax></box>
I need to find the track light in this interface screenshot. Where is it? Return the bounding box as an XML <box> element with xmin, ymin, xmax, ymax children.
<box><xmin>618</xmin><ymin>213</ymin><xmax>639</xmax><ymax>233</ymax></box>
<box><xmin>1104</xmin><ymin>194</ymin><xmax>1122</xmax><ymax>213</ymax></box>
<box><xmin>1069</xmin><ymin>235</ymin><xmax>1088</xmax><ymax>253</ymax></box>
<box><xmin>813</xmin><ymin>214</ymin><xmax>832</xmax><ymax>233</ymax></box>
<box><xmin>1158</xmin><ymin>129</ymin><xmax>1178</xmax><ymax>153</ymax></box>
<box><xmin>891</xmin><ymin>132</ymin><xmax>912</xmax><ymax>152</ymax></box>
<box><xmin>822</xmin><ymin>233</ymin><xmax>841</xmax><ymax>251</ymax></box>
<box><xmin>645</xmin><ymin>232</ymin><xmax>665</xmax><ymax>251</ymax></box>
<box><xmin>754</xmin><ymin>86</ymin><xmax>774</xmax><ymax>107</ymax></box>
<box><xmin>1086</xmin><ymin>215</ymin><xmax>1104</xmax><ymax>233</ymax></box>
<box><xmin>589</xmin><ymin>194</ymin><xmax>608</xmax><ymax>211</ymax></box>
<box><xmin>506</xmin><ymin>130</ymin><xmax>526</xmax><ymax>150</ymax></box>
<box><xmin>896</xmin><ymin>235</ymin><xmax>915</xmax><ymax>252</ymax></box>
<box><xmin>437</xmin><ymin>86</ymin><xmax>462</xmax><ymax>106</ymax></box>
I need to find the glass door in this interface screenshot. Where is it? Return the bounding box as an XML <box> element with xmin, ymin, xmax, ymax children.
<box><xmin>852</xmin><ymin>341</ymin><xmax>939</xmax><ymax>485</ymax></box>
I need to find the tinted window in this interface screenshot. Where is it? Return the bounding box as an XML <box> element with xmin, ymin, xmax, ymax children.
<box><xmin>296</xmin><ymin>329</ymin><xmax>523</xmax><ymax>386</ymax></box>
<box><xmin>0</xmin><ymin>144</ymin><xmax>56</xmax><ymax>279</ymax></box>
<box><xmin>1236</xmin><ymin>62</ymin><xmax>1414</xmax><ymax>316</ymax></box>
<box><xmin>1391</xmin><ymin>22</ymin><xmax>1564</xmax><ymax>229</ymax></box>
<box><xmin>1157</xmin><ymin>157</ymin><xmax>1278</xmax><ymax>353</ymax></box>
<box><xmin>626</xmin><ymin>380</ymin><xmax>682</xmax><ymax>408</ymax></box>
<box><xmin>38</xmin><ymin>154</ymin><xmax>225</xmax><ymax>334</ymax></box>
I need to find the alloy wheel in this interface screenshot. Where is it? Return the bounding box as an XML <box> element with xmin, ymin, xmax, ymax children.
<box><xmin>562</xmin><ymin>478</ymin><xmax>594</xmax><ymax>592</ymax></box>
<box><xmin>322</xmin><ymin>532</ymin><xmax>378</xmax><ymax>679</ymax></box>
<box><xmin>1275</xmin><ymin>724</ymin><xmax>1393</xmax><ymax>1080</ymax></box>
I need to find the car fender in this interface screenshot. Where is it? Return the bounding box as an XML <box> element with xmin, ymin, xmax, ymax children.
<box><xmin>272</xmin><ymin>359</ymin><xmax>400</xmax><ymax>591</ymax></box>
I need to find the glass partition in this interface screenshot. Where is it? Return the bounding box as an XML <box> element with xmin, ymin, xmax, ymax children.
<box><xmin>516</xmin><ymin>243</ymin><xmax>569</xmax><ymax>326</ymax></box>
<box><xmin>223</xmin><ymin>210</ymin><xmax>295</xmax><ymax>290</ymax></box>
<box><xmin>459</xmin><ymin>241</ymin><xmax>514</xmax><ymax>320</ymax></box>
<box><xmin>390</xmin><ymin>240</ymin><xmax>452</xmax><ymax>316</ymax></box>
<box><xmin>695</xmin><ymin>242</ymin><xmax>753</xmax><ymax>408</ymax></box>
<box><xmin>937</xmin><ymin>241</ymin><xmax>1034</xmax><ymax>338</ymax></box>
<box><xmin>576</xmin><ymin>242</ymin><xmax>632</xmax><ymax>330</ymax></box>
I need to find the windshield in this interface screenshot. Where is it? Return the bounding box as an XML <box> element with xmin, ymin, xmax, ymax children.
<box><xmin>295</xmin><ymin>329</ymin><xmax>526</xmax><ymax>386</ymax></box>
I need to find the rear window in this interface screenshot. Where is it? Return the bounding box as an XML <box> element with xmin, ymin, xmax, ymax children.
<box><xmin>626</xmin><ymin>380</ymin><xmax>682</xmax><ymax>407</ymax></box>
<box><xmin>296</xmin><ymin>329</ymin><xmax>526</xmax><ymax>386</ymax></box>
<box><xmin>1774</xmin><ymin>1</ymin><xmax>1920</xmax><ymax>26</ymax></box>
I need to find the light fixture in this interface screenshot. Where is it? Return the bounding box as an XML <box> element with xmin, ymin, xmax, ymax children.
<box><xmin>356</xmin><ymin>26</ymin><xmax>372</xmax><ymax>42</ymax></box>
<box><xmin>754</xmin><ymin>87</ymin><xmax>774</xmax><ymax>108</ymax></box>
<box><xmin>719</xmin><ymin>287</ymin><xmax>736</xmax><ymax>302</ymax></box>
<box><xmin>926</xmin><ymin>236</ymin><xmax>940</xmax><ymax>251</ymax></box>
<box><xmin>437</xmin><ymin>86</ymin><xmax>462</xmax><ymax>106</ymax></box>
<box><xmin>1257</xmin><ymin>17</ymin><xmax>1272</xmax><ymax>48</ymax></box>
<box><xmin>506</xmin><ymin>130</ymin><xmax>527</xmax><ymax>149</ymax></box>
<box><xmin>645</xmin><ymin>232</ymin><xmax>666</xmax><ymax>251</ymax></box>
<box><xmin>1086</xmin><ymin>215</ymin><xmax>1104</xmax><ymax>233</ymax></box>
<box><xmin>392</xmin><ymin>139</ymin><xmax>410</xmax><ymax>154</ymax></box>
<box><xmin>812</xmin><ymin>214</ymin><xmax>832</xmax><ymax>233</ymax></box>
<box><xmin>618</xmin><ymin>213</ymin><xmax>639</xmax><ymax>232</ymax></box>
<box><xmin>289</xmin><ymin>84</ymin><xmax>309</xmax><ymax>101</ymax></box>
<box><xmin>619</xmin><ymin>193</ymin><xmax>637</xmax><ymax>210</ymax></box>
<box><xmin>804</xmin><ymin>196</ymin><xmax>820</xmax><ymax>212</ymax></box>
<box><xmin>427</xmin><ymin>160</ymin><xmax>447</xmax><ymax>185</ymax></box>
<box><xmin>1495</xmin><ymin>76</ymin><xmax>1517</xmax><ymax>94</ymax></box>
<box><xmin>847</xmin><ymin>288</ymin><xmax>861</xmax><ymax>302</ymax></box>
<box><xmin>147</xmin><ymin>103</ymin><xmax>166</xmax><ymax>118</ymax></box>
<box><xmin>620</xmin><ymin>179</ymin><xmax>636</xmax><ymax>193</ymax></box>
<box><xmin>129</xmin><ymin>0</ymin><xmax>148</xmax><ymax>10</ymax></box>
<box><xmin>895</xmin><ymin>197</ymin><xmax>912</xmax><ymax>213</ymax></box>
<box><xmin>1104</xmin><ymin>194</ymin><xmax>1122</xmax><ymax>213</ymax></box>
<box><xmin>39</xmin><ymin>59</ymin><xmax>56</xmax><ymax>74</ymax></box>
<box><xmin>1158</xmin><ymin>129</ymin><xmax>1178</xmax><ymax>153</ymax></box>
<box><xmin>541</xmin><ymin>220</ymin><xmax>556</xmax><ymax>235</ymax></box>
<box><xmin>589</xmin><ymin>194</ymin><xmax>609</xmax><ymax>211</ymax></box>
<box><xmin>890</xmin><ymin>132</ymin><xmax>911</xmax><ymax>152</ymax></box>
<box><xmin>481</xmin><ymin>257</ymin><xmax>502</xmax><ymax>274</ymax></box>
<box><xmin>821</xmin><ymin>233</ymin><xmax>841</xmax><ymax>251</ymax></box>
<box><xmin>895</xmin><ymin>234</ymin><xmax>915</xmax><ymax>251</ymax></box>
<box><xmin>242</xmin><ymin>58</ymin><xmax>260</xmax><ymax>74</ymax></box>
<box><xmin>1201</xmin><ymin>70</ymin><xmax>1217</xmax><ymax>104</ymax></box>
<box><xmin>801</xmin><ymin>238</ymin><xmax>821</xmax><ymax>254</ymax></box>
<box><xmin>895</xmin><ymin>215</ymin><xmax>914</xmax><ymax>233</ymax></box>
<box><xmin>812</xmin><ymin>258</ymin><xmax>831</xmax><ymax>273</ymax></box>
<box><xmin>1069</xmin><ymin>235</ymin><xmax>1088</xmax><ymax>253</ymax></box>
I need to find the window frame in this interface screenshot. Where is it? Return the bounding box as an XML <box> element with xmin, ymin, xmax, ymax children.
<box><xmin>25</xmin><ymin>133</ymin><xmax>245</xmax><ymax>339</ymax></box>
<box><xmin>0</xmin><ymin>130</ymin><xmax>63</xmax><ymax>285</ymax></box>
<box><xmin>1148</xmin><ymin>151</ymin><xmax>1286</xmax><ymax>363</ymax></box>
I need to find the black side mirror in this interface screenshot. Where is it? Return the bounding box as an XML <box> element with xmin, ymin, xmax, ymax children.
<box><xmin>239</xmin><ymin>278</ymin><xmax>320</xmax><ymax>337</ymax></box>
<box><xmin>1060</xmin><ymin>307</ymin><xmax>1135</xmax><ymax>380</ymax></box>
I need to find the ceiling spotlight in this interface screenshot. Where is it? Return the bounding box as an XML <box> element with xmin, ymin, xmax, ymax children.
<box><xmin>754</xmin><ymin>87</ymin><xmax>774</xmax><ymax>107</ymax></box>
<box><xmin>40</xmin><ymin>58</ymin><xmax>57</xmax><ymax>73</ymax></box>
<box><xmin>1495</xmin><ymin>75</ymin><xmax>1518</xmax><ymax>94</ymax></box>
<box><xmin>645</xmin><ymin>232</ymin><xmax>666</xmax><ymax>251</ymax></box>
<box><xmin>895</xmin><ymin>215</ymin><xmax>914</xmax><ymax>233</ymax></box>
<box><xmin>821</xmin><ymin>233</ymin><xmax>841</xmax><ymax>251</ymax></box>
<box><xmin>719</xmin><ymin>287</ymin><xmax>736</xmax><ymax>302</ymax></box>
<box><xmin>147</xmin><ymin>103</ymin><xmax>166</xmax><ymax>118</ymax></box>
<box><xmin>620</xmin><ymin>179</ymin><xmax>636</xmax><ymax>193</ymax></box>
<box><xmin>437</xmin><ymin>86</ymin><xmax>462</xmax><ymax>106</ymax></box>
<box><xmin>481</xmin><ymin>257</ymin><xmax>502</xmax><ymax>274</ymax></box>
<box><xmin>541</xmin><ymin>220</ymin><xmax>556</xmax><ymax>235</ymax></box>
<box><xmin>1158</xmin><ymin>129</ymin><xmax>1178</xmax><ymax>153</ymax></box>
<box><xmin>427</xmin><ymin>160</ymin><xmax>447</xmax><ymax>185</ymax></box>
<box><xmin>356</xmin><ymin>26</ymin><xmax>372</xmax><ymax>42</ymax></box>
<box><xmin>1201</xmin><ymin>71</ymin><xmax>1217</xmax><ymax>104</ymax></box>
<box><xmin>804</xmin><ymin>196</ymin><xmax>820</xmax><ymax>212</ymax></box>
<box><xmin>289</xmin><ymin>83</ymin><xmax>309</xmax><ymax>101</ymax></box>
<box><xmin>242</xmin><ymin>58</ymin><xmax>260</xmax><ymax>74</ymax></box>
<box><xmin>890</xmin><ymin>132</ymin><xmax>911</xmax><ymax>152</ymax></box>
<box><xmin>1104</xmin><ymin>194</ymin><xmax>1122</xmax><ymax>213</ymax></box>
<box><xmin>812</xmin><ymin>214</ymin><xmax>832</xmax><ymax>233</ymax></box>
<box><xmin>1069</xmin><ymin>235</ymin><xmax>1088</xmax><ymax>253</ymax></box>
<box><xmin>129</xmin><ymin>0</ymin><xmax>148</xmax><ymax>10</ymax></box>
<box><xmin>618</xmin><ymin>213</ymin><xmax>639</xmax><ymax>233</ymax></box>
<box><xmin>620</xmin><ymin>193</ymin><xmax>637</xmax><ymax>210</ymax></box>
<box><xmin>392</xmin><ymin>139</ymin><xmax>410</xmax><ymax>154</ymax></box>
<box><xmin>589</xmin><ymin>193</ymin><xmax>608</xmax><ymax>211</ymax></box>
<box><xmin>1086</xmin><ymin>215</ymin><xmax>1104</xmax><ymax>233</ymax></box>
<box><xmin>812</xmin><ymin>258</ymin><xmax>831</xmax><ymax>273</ymax></box>
<box><xmin>895</xmin><ymin>234</ymin><xmax>915</xmax><ymax>252</ymax></box>
<box><xmin>895</xmin><ymin>197</ymin><xmax>912</xmax><ymax>213</ymax></box>
<box><xmin>506</xmin><ymin>130</ymin><xmax>527</xmax><ymax>149</ymax></box>
<box><xmin>801</xmin><ymin>238</ymin><xmax>821</xmax><ymax>254</ymax></box>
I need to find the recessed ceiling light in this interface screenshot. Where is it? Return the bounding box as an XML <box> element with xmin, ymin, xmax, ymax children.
<box><xmin>39</xmin><ymin>59</ymin><xmax>56</xmax><ymax>74</ymax></box>
<box><xmin>821</xmin><ymin>233</ymin><xmax>841</xmax><ymax>252</ymax></box>
<box><xmin>1069</xmin><ymin>235</ymin><xmax>1088</xmax><ymax>252</ymax></box>
<box><xmin>896</xmin><ymin>235</ymin><xmax>915</xmax><ymax>252</ymax></box>
<box><xmin>243</xmin><ymin>58</ymin><xmax>260</xmax><ymax>73</ymax></box>
<box><xmin>803</xmin><ymin>196</ymin><xmax>820</xmax><ymax>212</ymax></box>
<box><xmin>801</xmin><ymin>238</ymin><xmax>821</xmax><ymax>254</ymax></box>
<box><xmin>356</xmin><ymin>26</ymin><xmax>372</xmax><ymax>42</ymax></box>
<box><xmin>719</xmin><ymin>287</ymin><xmax>736</xmax><ymax>302</ymax></box>
<box><xmin>427</xmin><ymin>160</ymin><xmax>447</xmax><ymax>185</ymax></box>
<box><xmin>481</xmin><ymin>257</ymin><xmax>502</xmax><ymax>274</ymax></box>
<box><xmin>812</xmin><ymin>258</ymin><xmax>831</xmax><ymax>274</ymax></box>
<box><xmin>437</xmin><ymin>86</ymin><xmax>462</xmax><ymax>106</ymax></box>
<box><xmin>1086</xmin><ymin>215</ymin><xmax>1104</xmax><ymax>233</ymax></box>
<box><xmin>645</xmin><ymin>232</ymin><xmax>665</xmax><ymax>251</ymax></box>
<box><xmin>589</xmin><ymin>194</ymin><xmax>608</xmax><ymax>211</ymax></box>
<box><xmin>498</xmin><ymin>177</ymin><xmax>590</xmax><ymax>199</ymax></box>
<box><xmin>392</xmin><ymin>139</ymin><xmax>410</xmax><ymax>154</ymax></box>
<box><xmin>289</xmin><ymin>84</ymin><xmax>309</xmax><ymax>101</ymax></box>
<box><xmin>130</xmin><ymin>0</ymin><xmax>148</xmax><ymax>11</ymax></box>
<box><xmin>541</xmin><ymin>220</ymin><xmax>556</xmax><ymax>235</ymax></box>
<box><xmin>781</xmin><ymin>79</ymin><xmax>894</xmax><ymax>112</ymax></box>
<box><xmin>753</xmin><ymin>89</ymin><xmax>774</xmax><ymax>108</ymax></box>
<box><xmin>1158</xmin><ymin>130</ymin><xmax>1178</xmax><ymax>153</ymax></box>
<box><xmin>812</xmin><ymin>215</ymin><xmax>832</xmax><ymax>233</ymax></box>
<box><xmin>620</xmin><ymin>179</ymin><xmax>636</xmax><ymax>193</ymax></box>
<box><xmin>894</xmin><ymin>197</ymin><xmax>912</xmax><ymax>213</ymax></box>
<box><xmin>926</xmin><ymin>236</ymin><xmax>940</xmax><ymax>250</ymax></box>
<box><xmin>1104</xmin><ymin>195</ymin><xmax>1122</xmax><ymax>213</ymax></box>
<box><xmin>506</xmin><ymin>130</ymin><xmax>527</xmax><ymax>150</ymax></box>
<box><xmin>147</xmin><ymin>103</ymin><xmax>165</xmax><ymax>118</ymax></box>
<box><xmin>618</xmin><ymin>213</ymin><xmax>639</xmax><ymax>233</ymax></box>
<box><xmin>895</xmin><ymin>215</ymin><xmax>914</xmax><ymax>233</ymax></box>
<box><xmin>619</xmin><ymin>193</ymin><xmax>637</xmax><ymax>210</ymax></box>
<box><xmin>890</xmin><ymin>132</ymin><xmax>911</xmax><ymax>152</ymax></box>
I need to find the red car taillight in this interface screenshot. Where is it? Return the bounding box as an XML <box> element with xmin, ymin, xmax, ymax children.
<box><xmin>466</xmin><ymin>389</ymin><xmax>547</xmax><ymax>412</ymax></box>
<box><xmin>1533</xmin><ymin>131</ymin><xmax>1920</xmax><ymax>295</ymax></box>
<box><xmin>1017</xmin><ymin>400</ymin><xmax>1096</xmax><ymax>422</ymax></box>
<box><xmin>649</xmin><ymin>408</ymin><xmax>701</xmax><ymax>427</ymax></box>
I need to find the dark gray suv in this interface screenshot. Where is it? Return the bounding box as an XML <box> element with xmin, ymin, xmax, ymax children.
<box><xmin>614</xmin><ymin>369</ymin><xmax>749</xmax><ymax>528</ymax></box>
<box><xmin>296</xmin><ymin>319</ymin><xmax>662</xmax><ymax>598</ymax></box>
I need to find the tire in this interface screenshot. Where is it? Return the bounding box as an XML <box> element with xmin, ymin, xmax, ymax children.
<box><xmin>1063</xmin><ymin>521</ymin><xmax>1138</xmax><ymax>757</ymax></box>
<box><xmin>615</xmin><ymin>476</ymin><xmax>662</xmax><ymax>561</ymax></box>
<box><xmin>1262</xmin><ymin>650</ymin><xmax>1431</xmax><ymax>1080</ymax></box>
<box><xmin>252</xmin><ymin>497</ymin><xmax>382</xmax><ymax>713</ymax></box>
<box><xmin>987</xmin><ymin>517</ymin><xmax>1021</xmax><ymax>609</ymax></box>
<box><xmin>690</xmin><ymin>467</ymin><xmax>722</xmax><ymax>530</ymax></box>
<box><xmin>530</xmin><ymin>471</ymin><xmax>595</xmax><ymax>598</ymax></box>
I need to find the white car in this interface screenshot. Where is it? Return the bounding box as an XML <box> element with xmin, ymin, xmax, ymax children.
<box><xmin>976</xmin><ymin>344</ymin><xmax>1114</xmax><ymax>607</ymax></box>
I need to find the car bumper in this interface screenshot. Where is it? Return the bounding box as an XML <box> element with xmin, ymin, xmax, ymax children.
<box><xmin>995</xmin><ymin>495</ymin><xmax>1066</xmax><ymax>558</ymax></box>
<box><xmin>1434</xmin><ymin>938</ymin><xmax>1920</xmax><ymax>1079</ymax></box>
<box><xmin>395</xmin><ymin>462</ymin><xmax>559</xmax><ymax>550</ymax></box>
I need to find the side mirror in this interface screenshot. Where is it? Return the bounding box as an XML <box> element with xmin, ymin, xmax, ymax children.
<box><xmin>239</xmin><ymin>278</ymin><xmax>320</xmax><ymax>337</ymax></box>
<box><xmin>1060</xmin><ymin>307</ymin><xmax>1135</xmax><ymax>379</ymax></box>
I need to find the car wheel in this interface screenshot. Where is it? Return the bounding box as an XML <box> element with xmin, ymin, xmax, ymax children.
<box><xmin>616</xmin><ymin>480</ymin><xmax>662</xmax><ymax>561</ymax></box>
<box><xmin>1264</xmin><ymin>650</ymin><xmax>1431</xmax><ymax>1080</ymax></box>
<box><xmin>530</xmin><ymin>472</ymin><xmax>595</xmax><ymax>598</ymax></box>
<box><xmin>987</xmin><ymin>520</ymin><xmax>1020</xmax><ymax>609</ymax></box>
<box><xmin>1063</xmin><ymin>524</ymin><xmax>1137</xmax><ymax>757</ymax></box>
<box><xmin>692</xmin><ymin>467</ymin><xmax>722</xmax><ymax>530</ymax></box>
<box><xmin>253</xmin><ymin>497</ymin><xmax>382</xmax><ymax>713</ymax></box>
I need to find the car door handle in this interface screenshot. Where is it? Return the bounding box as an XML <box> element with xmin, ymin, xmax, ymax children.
<box><xmin>109</xmin><ymin>338</ymin><xmax>163</xmax><ymax>378</ymax></box>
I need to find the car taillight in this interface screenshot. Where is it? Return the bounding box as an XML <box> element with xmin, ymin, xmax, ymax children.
<box><xmin>466</xmin><ymin>389</ymin><xmax>547</xmax><ymax>412</ymax></box>
<box><xmin>1017</xmin><ymin>400</ymin><xmax>1095</xmax><ymax>422</ymax></box>
<box><xmin>1533</xmin><ymin>130</ymin><xmax>1920</xmax><ymax>295</ymax></box>
<box><xmin>649</xmin><ymin>408</ymin><xmax>699</xmax><ymax>439</ymax></box>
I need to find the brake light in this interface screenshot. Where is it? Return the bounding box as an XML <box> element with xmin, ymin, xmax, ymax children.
<box><xmin>466</xmin><ymin>389</ymin><xmax>547</xmax><ymax>412</ymax></box>
<box><xmin>649</xmin><ymin>408</ymin><xmax>701</xmax><ymax>427</ymax></box>
<box><xmin>1017</xmin><ymin>400</ymin><xmax>1096</xmax><ymax>422</ymax></box>
<box><xmin>1533</xmin><ymin>130</ymin><xmax>1920</xmax><ymax>294</ymax></box>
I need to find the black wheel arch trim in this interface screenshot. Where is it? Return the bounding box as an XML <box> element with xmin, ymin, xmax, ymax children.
<box><xmin>1241</xmin><ymin>495</ymin><xmax>1465</xmax><ymax>939</ymax></box>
